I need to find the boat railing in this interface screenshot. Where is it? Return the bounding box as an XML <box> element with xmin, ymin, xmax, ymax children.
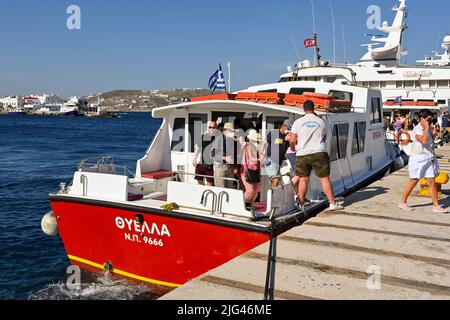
<box><xmin>171</xmin><ymin>171</ymin><xmax>242</xmax><ymax>190</ymax></box>
<box><xmin>77</xmin><ymin>157</ymin><xmax>137</xmax><ymax>179</ymax></box>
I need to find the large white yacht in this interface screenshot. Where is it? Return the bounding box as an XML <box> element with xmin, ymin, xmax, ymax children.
<box><xmin>417</xmin><ymin>35</ymin><xmax>450</xmax><ymax>67</ymax></box>
<box><xmin>281</xmin><ymin>0</ymin><xmax>450</xmax><ymax>121</ymax></box>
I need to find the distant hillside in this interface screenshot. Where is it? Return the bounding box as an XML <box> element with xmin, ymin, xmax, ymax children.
<box><xmin>85</xmin><ymin>89</ymin><xmax>212</xmax><ymax>112</ymax></box>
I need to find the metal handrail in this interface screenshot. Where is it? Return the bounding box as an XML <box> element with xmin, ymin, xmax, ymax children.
<box><xmin>80</xmin><ymin>175</ymin><xmax>88</xmax><ymax>196</ymax></box>
<box><xmin>218</xmin><ymin>191</ymin><xmax>230</xmax><ymax>217</ymax></box>
<box><xmin>200</xmin><ymin>190</ymin><xmax>218</xmax><ymax>215</ymax></box>
<box><xmin>78</xmin><ymin>161</ymin><xmax>138</xmax><ymax>179</ymax></box>
<box><xmin>171</xmin><ymin>171</ymin><xmax>242</xmax><ymax>190</ymax></box>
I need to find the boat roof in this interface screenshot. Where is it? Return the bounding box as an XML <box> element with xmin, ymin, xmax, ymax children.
<box><xmin>152</xmin><ymin>80</ymin><xmax>374</xmax><ymax>118</ymax></box>
<box><xmin>153</xmin><ymin>100</ymin><xmax>319</xmax><ymax>118</ymax></box>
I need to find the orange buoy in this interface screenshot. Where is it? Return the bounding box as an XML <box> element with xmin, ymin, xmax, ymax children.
<box><xmin>396</xmin><ymin>130</ymin><xmax>411</xmax><ymax>145</ymax></box>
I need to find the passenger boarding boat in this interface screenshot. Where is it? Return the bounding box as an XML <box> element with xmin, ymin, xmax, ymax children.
<box><xmin>43</xmin><ymin>81</ymin><xmax>395</xmax><ymax>291</ymax></box>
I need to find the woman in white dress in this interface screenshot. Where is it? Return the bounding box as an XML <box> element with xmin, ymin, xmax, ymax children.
<box><xmin>399</xmin><ymin>109</ymin><xmax>447</xmax><ymax>213</ymax></box>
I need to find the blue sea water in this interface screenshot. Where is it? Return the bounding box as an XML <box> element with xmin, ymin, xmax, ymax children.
<box><xmin>0</xmin><ymin>113</ymin><xmax>162</xmax><ymax>300</ymax></box>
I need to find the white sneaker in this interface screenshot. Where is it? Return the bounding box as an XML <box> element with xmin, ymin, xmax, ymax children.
<box><xmin>329</xmin><ymin>203</ymin><xmax>344</xmax><ymax>211</ymax></box>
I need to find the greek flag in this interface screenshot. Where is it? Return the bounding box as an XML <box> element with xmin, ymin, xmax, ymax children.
<box><xmin>208</xmin><ymin>64</ymin><xmax>227</xmax><ymax>93</ymax></box>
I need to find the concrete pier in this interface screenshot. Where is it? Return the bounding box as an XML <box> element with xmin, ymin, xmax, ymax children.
<box><xmin>160</xmin><ymin>146</ymin><xmax>450</xmax><ymax>300</ymax></box>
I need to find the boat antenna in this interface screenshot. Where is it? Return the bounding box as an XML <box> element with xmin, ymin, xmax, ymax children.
<box><xmin>435</xmin><ymin>32</ymin><xmax>442</xmax><ymax>56</ymax></box>
<box><xmin>310</xmin><ymin>0</ymin><xmax>317</xmax><ymax>34</ymax></box>
<box><xmin>310</xmin><ymin>0</ymin><xmax>317</xmax><ymax>65</ymax></box>
<box><xmin>329</xmin><ymin>0</ymin><xmax>336</xmax><ymax>65</ymax></box>
<box><xmin>342</xmin><ymin>24</ymin><xmax>348</xmax><ymax>65</ymax></box>
<box><xmin>287</xmin><ymin>27</ymin><xmax>301</xmax><ymax>60</ymax></box>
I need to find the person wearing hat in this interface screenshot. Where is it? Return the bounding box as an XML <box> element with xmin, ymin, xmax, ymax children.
<box><xmin>241</xmin><ymin>129</ymin><xmax>263</xmax><ymax>208</ymax></box>
<box><xmin>192</xmin><ymin>121</ymin><xmax>218</xmax><ymax>186</ymax></box>
<box><xmin>264</xmin><ymin>119</ymin><xmax>292</xmax><ymax>188</ymax></box>
<box><xmin>212</xmin><ymin>122</ymin><xmax>240</xmax><ymax>189</ymax></box>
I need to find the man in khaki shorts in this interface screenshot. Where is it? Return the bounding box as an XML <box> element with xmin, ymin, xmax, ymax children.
<box><xmin>290</xmin><ymin>100</ymin><xmax>344</xmax><ymax>211</ymax></box>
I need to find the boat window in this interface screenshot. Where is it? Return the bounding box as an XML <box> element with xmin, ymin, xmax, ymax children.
<box><xmin>266</xmin><ymin>116</ymin><xmax>289</xmax><ymax>132</ymax></box>
<box><xmin>396</xmin><ymin>81</ymin><xmax>403</xmax><ymax>89</ymax></box>
<box><xmin>258</xmin><ymin>89</ymin><xmax>278</xmax><ymax>93</ymax></box>
<box><xmin>404</xmin><ymin>81</ymin><xmax>415</xmax><ymax>89</ymax></box>
<box><xmin>171</xmin><ymin>118</ymin><xmax>186</xmax><ymax>152</ymax></box>
<box><xmin>370</xmin><ymin>97</ymin><xmax>382</xmax><ymax>124</ymax></box>
<box><xmin>326</xmin><ymin>77</ymin><xmax>337</xmax><ymax>83</ymax></box>
<box><xmin>330</xmin><ymin>123</ymin><xmax>349</xmax><ymax>162</ymax></box>
<box><xmin>289</xmin><ymin>88</ymin><xmax>315</xmax><ymax>95</ymax></box>
<box><xmin>437</xmin><ymin>80</ymin><xmax>449</xmax><ymax>88</ymax></box>
<box><xmin>212</xmin><ymin>112</ymin><xmax>263</xmax><ymax>133</ymax></box>
<box><xmin>188</xmin><ymin>114</ymin><xmax>208</xmax><ymax>153</ymax></box>
<box><xmin>438</xmin><ymin>100</ymin><xmax>446</xmax><ymax>105</ymax></box>
<box><xmin>377</xmin><ymin>70</ymin><xmax>393</xmax><ymax>75</ymax></box>
<box><xmin>328</xmin><ymin>90</ymin><xmax>353</xmax><ymax>102</ymax></box>
<box><xmin>352</xmin><ymin>122</ymin><xmax>367</xmax><ymax>156</ymax></box>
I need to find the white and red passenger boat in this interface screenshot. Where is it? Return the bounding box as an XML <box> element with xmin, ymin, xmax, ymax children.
<box><xmin>43</xmin><ymin>80</ymin><xmax>396</xmax><ymax>292</ymax></box>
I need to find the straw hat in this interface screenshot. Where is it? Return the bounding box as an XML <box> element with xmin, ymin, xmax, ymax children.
<box><xmin>248</xmin><ymin>129</ymin><xmax>262</xmax><ymax>142</ymax></box>
<box><xmin>223</xmin><ymin>123</ymin><xmax>235</xmax><ymax>131</ymax></box>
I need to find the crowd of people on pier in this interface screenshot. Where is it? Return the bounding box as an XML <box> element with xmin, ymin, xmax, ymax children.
<box><xmin>385</xmin><ymin>112</ymin><xmax>450</xmax><ymax>145</ymax></box>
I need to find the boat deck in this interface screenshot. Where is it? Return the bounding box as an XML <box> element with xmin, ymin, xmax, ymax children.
<box><xmin>160</xmin><ymin>144</ymin><xmax>450</xmax><ymax>300</ymax></box>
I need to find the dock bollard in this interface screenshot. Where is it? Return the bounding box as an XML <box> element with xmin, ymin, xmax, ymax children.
<box><xmin>418</xmin><ymin>172</ymin><xmax>449</xmax><ymax>198</ymax></box>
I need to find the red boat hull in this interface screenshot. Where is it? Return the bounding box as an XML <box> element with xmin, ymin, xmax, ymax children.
<box><xmin>51</xmin><ymin>200</ymin><xmax>270</xmax><ymax>288</ymax></box>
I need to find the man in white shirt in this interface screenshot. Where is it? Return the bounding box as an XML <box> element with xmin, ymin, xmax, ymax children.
<box><xmin>399</xmin><ymin>109</ymin><xmax>447</xmax><ymax>213</ymax></box>
<box><xmin>290</xmin><ymin>101</ymin><xmax>344</xmax><ymax>211</ymax></box>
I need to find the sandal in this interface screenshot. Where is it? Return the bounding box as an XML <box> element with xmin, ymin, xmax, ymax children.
<box><xmin>399</xmin><ymin>203</ymin><xmax>414</xmax><ymax>212</ymax></box>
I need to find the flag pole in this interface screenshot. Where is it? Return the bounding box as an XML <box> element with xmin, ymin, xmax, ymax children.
<box><xmin>314</xmin><ymin>33</ymin><xmax>321</xmax><ymax>67</ymax></box>
<box><xmin>227</xmin><ymin>61</ymin><xmax>232</xmax><ymax>94</ymax></box>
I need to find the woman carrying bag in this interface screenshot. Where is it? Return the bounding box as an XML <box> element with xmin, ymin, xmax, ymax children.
<box><xmin>241</xmin><ymin>130</ymin><xmax>263</xmax><ymax>208</ymax></box>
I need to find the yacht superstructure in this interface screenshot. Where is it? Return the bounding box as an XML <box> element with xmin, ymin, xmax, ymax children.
<box><xmin>280</xmin><ymin>0</ymin><xmax>450</xmax><ymax>121</ymax></box>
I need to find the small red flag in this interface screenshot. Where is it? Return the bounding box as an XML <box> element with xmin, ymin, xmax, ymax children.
<box><xmin>304</xmin><ymin>38</ymin><xmax>317</xmax><ymax>48</ymax></box>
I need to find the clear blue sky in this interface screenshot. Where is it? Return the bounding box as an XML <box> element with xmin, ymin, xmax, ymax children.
<box><xmin>0</xmin><ymin>0</ymin><xmax>448</xmax><ymax>97</ymax></box>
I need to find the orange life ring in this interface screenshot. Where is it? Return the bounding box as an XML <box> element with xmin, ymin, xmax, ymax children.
<box><xmin>396</xmin><ymin>130</ymin><xmax>411</xmax><ymax>145</ymax></box>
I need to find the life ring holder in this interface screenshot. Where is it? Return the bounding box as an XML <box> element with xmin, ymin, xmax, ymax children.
<box><xmin>396</xmin><ymin>130</ymin><xmax>411</xmax><ymax>146</ymax></box>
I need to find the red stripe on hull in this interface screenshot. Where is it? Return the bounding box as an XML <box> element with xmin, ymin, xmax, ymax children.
<box><xmin>51</xmin><ymin>201</ymin><xmax>269</xmax><ymax>286</ymax></box>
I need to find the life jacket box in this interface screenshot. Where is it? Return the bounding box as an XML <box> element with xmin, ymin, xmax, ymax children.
<box><xmin>315</xmin><ymin>105</ymin><xmax>353</xmax><ymax>113</ymax></box>
<box><xmin>284</xmin><ymin>93</ymin><xmax>352</xmax><ymax>112</ymax></box>
<box><xmin>303</xmin><ymin>92</ymin><xmax>334</xmax><ymax>100</ymax></box>
<box><xmin>384</xmin><ymin>101</ymin><xmax>437</xmax><ymax>107</ymax></box>
<box><xmin>283</xmin><ymin>94</ymin><xmax>307</xmax><ymax>107</ymax></box>
<box><xmin>308</xmin><ymin>98</ymin><xmax>347</xmax><ymax>108</ymax></box>
<box><xmin>417</xmin><ymin>101</ymin><xmax>438</xmax><ymax>107</ymax></box>
<box><xmin>236</xmin><ymin>92</ymin><xmax>285</xmax><ymax>104</ymax></box>
<box><xmin>191</xmin><ymin>93</ymin><xmax>237</xmax><ymax>102</ymax></box>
